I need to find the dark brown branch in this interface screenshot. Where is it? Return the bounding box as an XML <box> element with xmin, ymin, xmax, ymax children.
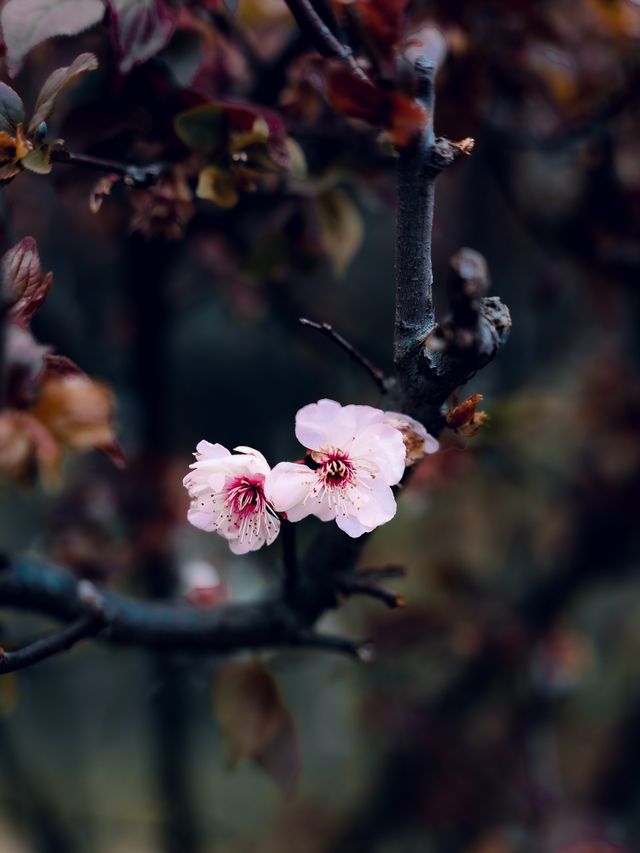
<box><xmin>282</xmin><ymin>0</ymin><xmax>369</xmax><ymax>82</ymax></box>
<box><xmin>393</xmin><ymin>56</ymin><xmax>510</xmax><ymax>432</ymax></box>
<box><xmin>0</xmin><ymin>556</ymin><xmax>369</xmax><ymax>658</ymax></box>
<box><xmin>394</xmin><ymin>58</ymin><xmax>438</xmax><ymax>361</ymax></box>
<box><xmin>0</xmin><ymin>51</ymin><xmax>512</xmax><ymax>671</ymax></box>
<box><xmin>299</xmin><ymin>317</ymin><xmax>388</xmax><ymax>394</ymax></box>
<box><xmin>50</xmin><ymin>147</ymin><xmax>165</xmax><ymax>189</ymax></box>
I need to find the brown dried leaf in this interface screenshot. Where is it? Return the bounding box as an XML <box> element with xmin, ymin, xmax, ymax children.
<box><xmin>355</xmin><ymin>0</ymin><xmax>410</xmax><ymax>64</ymax></box>
<box><xmin>213</xmin><ymin>661</ymin><xmax>301</xmax><ymax>796</ymax></box>
<box><xmin>326</xmin><ymin>64</ymin><xmax>426</xmax><ymax>147</ymax></box>
<box><xmin>446</xmin><ymin>394</ymin><xmax>489</xmax><ymax>437</ymax></box>
<box><xmin>29</xmin><ymin>53</ymin><xmax>99</xmax><ymax>133</ymax></box>
<box><xmin>31</xmin><ymin>371</ymin><xmax>120</xmax><ymax>459</ymax></box>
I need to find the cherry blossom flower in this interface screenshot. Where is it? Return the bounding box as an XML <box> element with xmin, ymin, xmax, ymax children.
<box><xmin>184</xmin><ymin>443</ymin><xmax>280</xmax><ymax>554</ymax></box>
<box><xmin>382</xmin><ymin>411</ymin><xmax>439</xmax><ymax>465</ymax></box>
<box><xmin>265</xmin><ymin>399</ymin><xmax>407</xmax><ymax>538</ymax></box>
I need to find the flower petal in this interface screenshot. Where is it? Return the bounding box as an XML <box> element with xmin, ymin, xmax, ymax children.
<box><xmin>195</xmin><ymin>440</ymin><xmax>230</xmax><ymax>460</ymax></box>
<box><xmin>295</xmin><ymin>399</ymin><xmax>357</xmax><ymax>451</ymax></box>
<box><xmin>266</xmin><ymin>461</ymin><xmax>316</xmax><ymax>513</ymax></box>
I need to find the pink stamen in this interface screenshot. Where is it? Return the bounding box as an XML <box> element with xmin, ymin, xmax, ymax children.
<box><xmin>316</xmin><ymin>449</ymin><xmax>355</xmax><ymax>489</ymax></box>
<box><xmin>225</xmin><ymin>475</ymin><xmax>266</xmax><ymax>518</ymax></box>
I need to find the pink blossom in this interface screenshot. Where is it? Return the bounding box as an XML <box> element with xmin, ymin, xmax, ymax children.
<box><xmin>183</xmin><ymin>443</ymin><xmax>280</xmax><ymax>554</ymax></box>
<box><xmin>265</xmin><ymin>399</ymin><xmax>407</xmax><ymax>538</ymax></box>
<box><xmin>382</xmin><ymin>411</ymin><xmax>439</xmax><ymax>465</ymax></box>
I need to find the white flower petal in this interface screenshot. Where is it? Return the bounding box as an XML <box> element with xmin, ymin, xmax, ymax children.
<box><xmin>295</xmin><ymin>399</ymin><xmax>357</xmax><ymax>451</ymax></box>
<box><xmin>266</xmin><ymin>461</ymin><xmax>316</xmax><ymax>512</ymax></box>
<box><xmin>336</xmin><ymin>512</ymin><xmax>369</xmax><ymax>538</ymax></box>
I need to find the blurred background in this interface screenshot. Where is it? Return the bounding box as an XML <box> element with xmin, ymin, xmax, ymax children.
<box><xmin>1</xmin><ymin>0</ymin><xmax>640</xmax><ymax>851</ymax></box>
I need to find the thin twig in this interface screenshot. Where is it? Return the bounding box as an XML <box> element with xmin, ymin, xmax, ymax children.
<box><xmin>337</xmin><ymin>580</ymin><xmax>405</xmax><ymax>609</ymax></box>
<box><xmin>299</xmin><ymin>317</ymin><xmax>388</xmax><ymax>394</ymax></box>
<box><xmin>50</xmin><ymin>148</ymin><xmax>165</xmax><ymax>189</ymax></box>
<box><xmin>0</xmin><ymin>612</ymin><xmax>104</xmax><ymax>675</ymax></box>
<box><xmin>283</xmin><ymin>0</ymin><xmax>369</xmax><ymax>82</ymax></box>
<box><xmin>294</xmin><ymin>629</ymin><xmax>374</xmax><ymax>660</ymax></box>
<box><xmin>354</xmin><ymin>565</ymin><xmax>406</xmax><ymax>581</ymax></box>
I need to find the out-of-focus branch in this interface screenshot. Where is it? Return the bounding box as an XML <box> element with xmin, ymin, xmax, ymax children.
<box><xmin>0</xmin><ymin>614</ymin><xmax>102</xmax><ymax>674</ymax></box>
<box><xmin>299</xmin><ymin>317</ymin><xmax>388</xmax><ymax>394</ymax></box>
<box><xmin>0</xmin><ymin>555</ymin><xmax>385</xmax><ymax>658</ymax></box>
<box><xmin>50</xmin><ymin>147</ymin><xmax>165</xmax><ymax>189</ymax></box>
<box><xmin>0</xmin><ymin>582</ymin><xmax>105</xmax><ymax>674</ymax></box>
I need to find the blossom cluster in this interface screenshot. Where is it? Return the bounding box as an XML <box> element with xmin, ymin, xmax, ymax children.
<box><xmin>183</xmin><ymin>400</ymin><xmax>438</xmax><ymax>554</ymax></box>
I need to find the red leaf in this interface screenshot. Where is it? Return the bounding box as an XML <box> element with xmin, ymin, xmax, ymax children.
<box><xmin>107</xmin><ymin>0</ymin><xmax>176</xmax><ymax>74</ymax></box>
<box><xmin>356</xmin><ymin>0</ymin><xmax>410</xmax><ymax>64</ymax></box>
<box><xmin>2</xmin><ymin>237</ymin><xmax>53</xmax><ymax>329</ymax></box>
<box><xmin>0</xmin><ymin>0</ymin><xmax>104</xmax><ymax>77</ymax></box>
<box><xmin>326</xmin><ymin>64</ymin><xmax>426</xmax><ymax>147</ymax></box>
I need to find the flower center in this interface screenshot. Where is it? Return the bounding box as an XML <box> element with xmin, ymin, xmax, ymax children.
<box><xmin>225</xmin><ymin>476</ymin><xmax>265</xmax><ymax>517</ymax></box>
<box><xmin>314</xmin><ymin>449</ymin><xmax>355</xmax><ymax>489</ymax></box>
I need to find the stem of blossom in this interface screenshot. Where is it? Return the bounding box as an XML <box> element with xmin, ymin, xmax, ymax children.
<box><xmin>50</xmin><ymin>148</ymin><xmax>165</xmax><ymax>189</ymax></box>
<box><xmin>283</xmin><ymin>0</ymin><xmax>369</xmax><ymax>82</ymax></box>
<box><xmin>0</xmin><ymin>611</ymin><xmax>104</xmax><ymax>675</ymax></box>
<box><xmin>281</xmin><ymin>519</ymin><xmax>298</xmax><ymax>602</ymax></box>
<box><xmin>0</xmin><ymin>303</ymin><xmax>7</xmax><ymax>412</ymax></box>
<box><xmin>299</xmin><ymin>317</ymin><xmax>388</xmax><ymax>395</ymax></box>
<box><xmin>394</xmin><ymin>58</ymin><xmax>437</xmax><ymax>362</ymax></box>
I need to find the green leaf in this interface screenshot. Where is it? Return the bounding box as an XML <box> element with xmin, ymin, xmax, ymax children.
<box><xmin>0</xmin><ymin>0</ymin><xmax>104</xmax><ymax>77</ymax></box>
<box><xmin>196</xmin><ymin>166</ymin><xmax>239</xmax><ymax>208</ymax></box>
<box><xmin>174</xmin><ymin>105</ymin><xmax>227</xmax><ymax>155</ymax></box>
<box><xmin>29</xmin><ymin>53</ymin><xmax>99</xmax><ymax>133</ymax></box>
<box><xmin>0</xmin><ymin>82</ymin><xmax>24</xmax><ymax>134</ymax></box>
<box><xmin>21</xmin><ymin>145</ymin><xmax>52</xmax><ymax>175</ymax></box>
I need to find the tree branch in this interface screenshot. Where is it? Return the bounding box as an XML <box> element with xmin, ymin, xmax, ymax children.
<box><xmin>0</xmin><ymin>613</ymin><xmax>103</xmax><ymax>674</ymax></box>
<box><xmin>0</xmin><ymin>50</ymin><xmax>511</xmax><ymax>670</ymax></box>
<box><xmin>393</xmin><ymin>57</ymin><xmax>510</xmax><ymax>432</ymax></box>
<box><xmin>0</xmin><ymin>555</ymin><xmax>368</xmax><ymax>658</ymax></box>
<box><xmin>0</xmin><ymin>581</ymin><xmax>106</xmax><ymax>675</ymax></box>
<box><xmin>50</xmin><ymin>147</ymin><xmax>165</xmax><ymax>189</ymax></box>
<box><xmin>299</xmin><ymin>317</ymin><xmax>388</xmax><ymax>394</ymax></box>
